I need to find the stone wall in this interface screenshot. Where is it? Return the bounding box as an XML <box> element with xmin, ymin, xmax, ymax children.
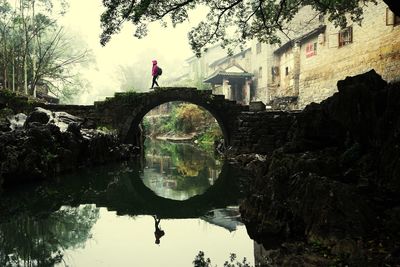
<box><xmin>297</xmin><ymin>1</ymin><xmax>400</xmax><ymax>108</ymax></box>
<box><xmin>230</xmin><ymin>110</ymin><xmax>298</xmax><ymax>154</ymax></box>
<box><xmin>2</xmin><ymin>88</ymin><xmax>299</xmax><ymax>154</ymax></box>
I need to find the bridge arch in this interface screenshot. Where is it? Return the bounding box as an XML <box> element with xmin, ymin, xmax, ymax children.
<box><xmin>94</xmin><ymin>88</ymin><xmax>248</xmax><ymax>146</ymax></box>
<box><xmin>123</xmin><ymin>95</ymin><xmax>230</xmax><ymax>144</ymax></box>
<box><xmin>38</xmin><ymin>87</ymin><xmax>298</xmax><ymax>155</ymax></box>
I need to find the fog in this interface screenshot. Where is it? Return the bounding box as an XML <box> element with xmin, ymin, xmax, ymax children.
<box><xmin>60</xmin><ymin>0</ymin><xmax>205</xmax><ymax>104</ymax></box>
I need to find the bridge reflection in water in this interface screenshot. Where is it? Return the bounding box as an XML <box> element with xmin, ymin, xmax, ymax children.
<box><xmin>0</xmin><ymin>138</ymin><xmax>257</xmax><ymax>266</ymax></box>
<box><xmin>142</xmin><ymin>138</ymin><xmax>222</xmax><ymax>201</ymax></box>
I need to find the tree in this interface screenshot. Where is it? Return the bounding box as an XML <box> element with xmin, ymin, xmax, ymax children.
<box><xmin>100</xmin><ymin>0</ymin><xmax>399</xmax><ymax>56</ymax></box>
<box><xmin>0</xmin><ymin>0</ymin><xmax>90</xmax><ymax>102</ymax></box>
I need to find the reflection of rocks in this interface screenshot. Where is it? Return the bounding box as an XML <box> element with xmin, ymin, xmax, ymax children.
<box><xmin>201</xmin><ymin>207</ymin><xmax>242</xmax><ymax>232</ymax></box>
<box><xmin>0</xmin><ymin>107</ymin><xmax>139</xmax><ymax>187</ymax></box>
<box><xmin>238</xmin><ymin>70</ymin><xmax>400</xmax><ymax>265</ymax></box>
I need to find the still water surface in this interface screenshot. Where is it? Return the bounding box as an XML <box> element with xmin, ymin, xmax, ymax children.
<box><xmin>0</xmin><ymin>139</ymin><xmax>255</xmax><ymax>267</ymax></box>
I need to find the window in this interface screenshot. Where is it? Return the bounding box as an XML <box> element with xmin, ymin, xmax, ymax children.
<box><xmin>338</xmin><ymin>26</ymin><xmax>353</xmax><ymax>47</ymax></box>
<box><xmin>258</xmin><ymin>67</ymin><xmax>263</xmax><ymax>78</ymax></box>
<box><xmin>386</xmin><ymin>8</ymin><xmax>400</xmax><ymax>26</ymax></box>
<box><xmin>395</xmin><ymin>15</ymin><xmax>400</xmax><ymax>26</ymax></box>
<box><xmin>318</xmin><ymin>14</ymin><xmax>324</xmax><ymax>23</ymax></box>
<box><xmin>271</xmin><ymin>67</ymin><xmax>279</xmax><ymax>83</ymax></box>
<box><xmin>305</xmin><ymin>42</ymin><xmax>317</xmax><ymax>57</ymax></box>
<box><xmin>285</xmin><ymin>67</ymin><xmax>289</xmax><ymax>76</ymax></box>
<box><xmin>256</xmin><ymin>42</ymin><xmax>262</xmax><ymax>54</ymax></box>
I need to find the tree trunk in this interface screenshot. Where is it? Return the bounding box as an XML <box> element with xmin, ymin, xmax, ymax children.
<box><xmin>12</xmin><ymin>48</ymin><xmax>15</xmax><ymax>92</ymax></box>
<box><xmin>21</xmin><ymin>1</ymin><xmax>28</xmax><ymax>95</ymax></box>
<box><xmin>31</xmin><ymin>0</ymin><xmax>36</xmax><ymax>97</ymax></box>
<box><xmin>1</xmin><ymin>29</ymin><xmax>6</xmax><ymax>90</ymax></box>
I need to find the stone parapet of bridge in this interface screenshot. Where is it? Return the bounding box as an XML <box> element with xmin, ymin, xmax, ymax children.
<box><xmin>2</xmin><ymin>87</ymin><xmax>300</xmax><ymax>154</ymax></box>
<box><xmin>42</xmin><ymin>87</ymin><xmax>250</xmax><ymax>146</ymax></box>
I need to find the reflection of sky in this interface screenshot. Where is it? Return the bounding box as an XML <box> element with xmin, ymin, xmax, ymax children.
<box><xmin>59</xmin><ymin>207</ymin><xmax>254</xmax><ymax>267</ymax></box>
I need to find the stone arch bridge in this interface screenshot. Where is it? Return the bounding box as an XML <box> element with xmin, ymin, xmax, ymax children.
<box><xmin>44</xmin><ymin>87</ymin><xmax>298</xmax><ymax>154</ymax></box>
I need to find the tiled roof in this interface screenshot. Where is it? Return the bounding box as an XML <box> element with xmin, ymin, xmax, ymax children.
<box><xmin>204</xmin><ymin>71</ymin><xmax>253</xmax><ymax>84</ymax></box>
<box><xmin>274</xmin><ymin>25</ymin><xmax>326</xmax><ymax>55</ymax></box>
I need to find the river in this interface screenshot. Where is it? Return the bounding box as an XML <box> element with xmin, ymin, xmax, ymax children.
<box><xmin>0</xmin><ymin>139</ymin><xmax>256</xmax><ymax>267</ymax></box>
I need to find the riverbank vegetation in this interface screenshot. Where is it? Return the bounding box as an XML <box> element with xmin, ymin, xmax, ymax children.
<box><xmin>143</xmin><ymin>101</ymin><xmax>223</xmax><ymax>151</ymax></box>
<box><xmin>0</xmin><ymin>0</ymin><xmax>92</xmax><ymax>102</ymax></box>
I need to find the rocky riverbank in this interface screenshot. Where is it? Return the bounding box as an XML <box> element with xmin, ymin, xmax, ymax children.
<box><xmin>0</xmin><ymin>107</ymin><xmax>138</xmax><ymax>191</ymax></box>
<box><xmin>235</xmin><ymin>70</ymin><xmax>400</xmax><ymax>266</ymax></box>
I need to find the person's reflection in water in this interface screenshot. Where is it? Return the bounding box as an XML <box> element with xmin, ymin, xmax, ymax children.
<box><xmin>152</xmin><ymin>215</ymin><xmax>165</xmax><ymax>245</ymax></box>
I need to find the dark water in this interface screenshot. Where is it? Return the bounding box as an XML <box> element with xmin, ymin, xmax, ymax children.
<box><xmin>0</xmin><ymin>139</ymin><xmax>255</xmax><ymax>267</ymax></box>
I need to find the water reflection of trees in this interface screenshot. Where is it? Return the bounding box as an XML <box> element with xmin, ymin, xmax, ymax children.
<box><xmin>0</xmin><ymin>205</ymin><xmax>99</xmax><ymax>267</ymax></box>
<box><xmin>144</xmin><ymin>139</ymin><xmax>222</xmax><ymax>198</ymax></box>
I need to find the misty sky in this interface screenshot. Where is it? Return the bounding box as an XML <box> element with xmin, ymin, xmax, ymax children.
<box><xmin>59</xmin><ymin>0</ymin><xmax>204</xmax><ymax>104</ymax></box>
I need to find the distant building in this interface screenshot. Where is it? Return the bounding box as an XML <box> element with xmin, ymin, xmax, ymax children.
<box><xmin>186</xmin><ymin>44</ymin><xmax>226</xmax><ymax>82</ymax></box>
<box><xmin>35</xmin><ymin>82</ymin><xmax>60</xmax><ymax>104</ymax></box>
<box><xmin>204</xmin><ymin>49</ymin><xmax>254</xmax><ymax>104</ymax></box>
<box><xmin>165</xmin><ymin>44</ymin><xmax>226</xmax><ymax>89</ymax></box>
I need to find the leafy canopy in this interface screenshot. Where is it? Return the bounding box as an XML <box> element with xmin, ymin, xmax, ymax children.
<box><xmin>100</xmin><ymin>0</ymin><xmax>378</xmax><ymax>56</ymax></box>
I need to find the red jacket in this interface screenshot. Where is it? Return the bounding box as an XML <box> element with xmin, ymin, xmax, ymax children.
<box><xmin>152</xmin><ymin>60</ymin><xmax>158</xmax><ymax>76</ymax></box>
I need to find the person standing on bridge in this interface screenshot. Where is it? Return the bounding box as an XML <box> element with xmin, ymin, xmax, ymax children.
<box><xmin>151</xmin><ymin>60</ymin><xmax>160</xmax><ymax>89</ymax></box>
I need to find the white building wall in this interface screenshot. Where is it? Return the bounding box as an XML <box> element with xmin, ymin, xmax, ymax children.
<box><xmin>297</xmin><ymin>1</ymin><xmax>400</xmax><ymax>108</ymax></box>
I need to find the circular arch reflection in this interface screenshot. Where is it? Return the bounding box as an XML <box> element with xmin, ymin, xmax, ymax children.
<box><xmin>141</xmin><ymin>102</ymin><xmax>223</xmax><ymax>200</ymax></box>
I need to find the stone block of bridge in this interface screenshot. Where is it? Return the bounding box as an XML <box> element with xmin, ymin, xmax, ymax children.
<box><xmin>230</xmin><ymin>110</ymin><xmax>299</xmax><ymax>154</ymax></box>
<box><xmin>29</xmin><ymin>87</ymin><xmax>299</xmax><ymax>154</ymax></box>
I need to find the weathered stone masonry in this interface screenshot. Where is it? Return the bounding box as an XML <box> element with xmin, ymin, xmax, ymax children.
<box><xmin>1</xmin><ymin>88</ymin><xmax>299</xmax><ymax>154</ymax></box>
<box><xmin>44</xmin><ymin>88</ymin><xmax>249</xmax><ymax>146</ymax></box>
<box><xmin>230</xmin><ymin>111</ymin><xmax>299</xmax><ymax>154</ymax></box>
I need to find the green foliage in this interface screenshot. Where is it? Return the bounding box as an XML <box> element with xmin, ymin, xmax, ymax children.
<box><xmin>0</xmin><ymin>89</ymin><xmax>15</xmax><ymax>98</ymax></box>
<box><xmin>193</xmin><ymin>251</ymin><xmax>212</xmax><ymax>267</ymax></box>
<box><xmin>223</xmin><ymin>253</ymin><xmax>252</xmax><ymax>267</ymax></box>
<box><xmin>100</xmin><ymin>0</ymin><xmax>378</xmax><ymax>56</ymax></box>
<box><xmin>0</xmin><ymin>0</ymin><xmax>90</xmax><ymax>101</ymax></box>
<box><xmin>0</xmin><ymin>107</ymin><xmax>13</xmax><ymax>119</ymax></box>
<box><xmin>143</xmin><ymin>102</ymin><xmax>222</xmax><ymax>152</ymax></box>
<box><xmin>197</xmin><ymin>124</ymin><xmax>222</xmax><ymax>151</ymax></box>
<box><xmin>193</xmin><ymin>251</ymin><xmax>253</xmax><ymax>267</ymax></box>
<box><xmin>175</xmin><ymin>103</ymin><xmax>205</xmax><ymax>132</ymax></box>
<box><xmin>112</xmin><ymin>91</ymin><xmax>140</xmax><ymax>104</ymax></box>
<box><xmin>96</xmin><ymin>125</ymin><xmax>117</xmax><ymax>135</ymax></box>
<box><xmin>144</xmin><ymin>138</ymin><xmax>219</xmax><ymax>195</ymax></box>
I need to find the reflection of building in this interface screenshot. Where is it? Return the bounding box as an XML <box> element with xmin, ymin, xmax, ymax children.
<box><xmin>142</xmin><ymin>139</ymin><xmax>222</xmax><ymax>200</ymax></box>
<box><xmin>201</xmin><ymin>207</ymin><xmax>243</xmax><ymax>232</ymax></box>
<box><xmin>145</xmin><ymin>154</ymin><xmax>173</xmax><ymax>175</ymax></box>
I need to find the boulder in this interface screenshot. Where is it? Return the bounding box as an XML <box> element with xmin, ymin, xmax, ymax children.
<box><xmin>8</xmin><ymin>113</ymin><xmax>27</xmax><ymax>130</ymax></box>
<box><xmin>24</xmin><ymin>107</ymin><xmax>52</xmax><ymax>127</ymax></box>
<box><xmin>0</xmin><ymin>108</ymin><xmax>139</xmax><ymax>186</ymax></box>
<box><xmin>239</xmin><ymin>71</ymin><xmax>400</xmax><ymax>264</ymax></box>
